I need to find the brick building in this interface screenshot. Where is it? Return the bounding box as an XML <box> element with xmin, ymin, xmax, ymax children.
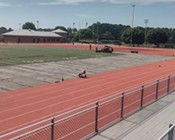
<box><xmin>2</xmin><ymin>29</ymin><xmax>67</xmax><ymax>43</ymax></box>
<box><xmin>52</xmin><ymin>29</ymin><xmax>68</xmax><ymax>39</ymax></box>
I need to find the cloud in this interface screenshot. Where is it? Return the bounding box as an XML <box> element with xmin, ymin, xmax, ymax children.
<box><xmin>59</xmin><ymin>0</ymin><xmax>95</xmax><ymax>4</ymax></box>
<box><xmin>0</xmin><ymin>1</ymin><xmax>23</xmax><ymax>8</ymax></box>
<box><xmin>0</xmin><ymin>2</ymin><xmax>12</xmax><ymax>7</ymax></box>
<box><xmin>38</xmin><ymin>0</ymin><xmax>95</xmax><ymax>5</ymax></box>
<box><xmin>102</xmin><ymin>0</ymin><xmax>175</xmax><ymax>4</ymax></box>
<box><xmin>101</xmin><ymin>0</ymin><xmax>131</xmax><ymax>4</ymax></box>
<box><xmin>38</xmin><ymin>1</ymin><xmax>61</xmax><ymax>6</ymax></box>
<box><xmin>140</xmin><ymin>0</ymin><xmax>175</xmax><ymax>5</ymax></box>
<box><xmin>37</xmin><ymin>0</ymin><xmax>175</xmax><ymax>6</ymax></box>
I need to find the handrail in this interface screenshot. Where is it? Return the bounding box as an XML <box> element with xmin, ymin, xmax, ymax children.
<box><xmin>0</xmin><ymin>117</ymin><xmax>52</xmax><ymax>138</ymax></box>
<box><xmin>158</xmin><ymin>124</ymin><xmax>175</xmax><ymax>140</ymax></box>
<box><xmin>0</xmin><ymin>74</ymin><xmax>174</xmax><ymax>139</ymax></box>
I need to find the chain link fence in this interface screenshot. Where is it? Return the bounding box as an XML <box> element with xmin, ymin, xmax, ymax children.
<box><xmin>1</xmin><ymin>75</ymin><xmax>175</xmax><ymax>140</ymax></box>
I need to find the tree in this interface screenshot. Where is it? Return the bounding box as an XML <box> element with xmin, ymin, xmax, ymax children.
<box><xmin>0</xmin><ymin>27</ymin><xmax>8</xmax><ymax>34</ymax></box>
<box><xmin>74</xmin><ymin>29</ymin><xmax>93</xmax><ymax>42</ymax></box>
<box><xmin>22</xmin><ymin>22</ymin><xmax>36</xmax><ymax>30</ymax></box>
<box><xmin>0</xmin><ymin>27</ymin><xmax>9</xmax><ymax>40</ymax></box>
<box><xmin>168</xmin><ymin>29</ymin><xmax>175</xmax><ymax>43</ymax></box>
<box><xmin>101</xmin><ymin>31</ymin><xmax>114</xmax><ymax>40</ymax></box>
<box><xmin>80</xmin><ymin>29</ymin><xmax>93</xmax><ymax>40</ymax></box>
<box><xmin>88</xmin><ymin>23</ymin><xmax>129</xmax><ymax>41</ymax></box>
<box><xmin>67</xmin><ymin>27</ymin><xmax>73</xmax><ymax>39</ymax></box>
<box><xmin>54</xmin><ymin>26</ymin><xmax>67</xmax><ymax>32</ymax></box>
<box><xmin>8</xmin><ymin>28</ymin><xmax>13</xmax><ymax>32</ymax></box>
<box><xmin>122</xmin><ymin>28</ymin><xmax>132</xmax><ymax>44</ymax></box>
<box><xmin>147</xmin><ymin>28</ymin><xmax>168</xmax><ymax>47</ymax></box>
<box><xmin>132</xmin><ymin>28</ymin><xmax>145</xmax><ymax>45</ymax></box>
<box><xmin>122</xmin><ymin>27</ymin><xmax>144</xmax><ymax>45</ymax></box>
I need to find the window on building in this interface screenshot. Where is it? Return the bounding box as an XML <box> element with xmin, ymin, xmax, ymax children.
<box><xmin>18</xmin><ymin>38</ymin><xmax>21</xmax><ymax>43</ymax></box>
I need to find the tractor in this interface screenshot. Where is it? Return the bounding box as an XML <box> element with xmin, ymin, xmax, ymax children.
<box><xmin>96</xmin><ymin>45</ymin><xmax>114</xmax><ymax>53</ymax></box>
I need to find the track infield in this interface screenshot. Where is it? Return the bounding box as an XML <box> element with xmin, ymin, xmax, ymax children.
<box><xmin>1</xmin><ymin>43</ymin><xmax>175</xmax><ymax>56</ymax></box>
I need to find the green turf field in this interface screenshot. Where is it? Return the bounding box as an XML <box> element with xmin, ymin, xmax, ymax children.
<box><xmin>0</xmin><ymin>46</ymin><xmax>118</xmax><ymax>66</ymax></box>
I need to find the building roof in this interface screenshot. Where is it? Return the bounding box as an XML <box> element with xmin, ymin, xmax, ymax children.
<box><xmin>3</xmin><ymin>29</ymin><xmax>62</xmax><ymax>38</ymax></box>
<box><xmin>52</xmin><ymin>29</ymin><xmax>67</xmax><ymax>34</ymax></box>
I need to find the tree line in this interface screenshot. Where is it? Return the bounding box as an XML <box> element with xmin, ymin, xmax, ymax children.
<box><xmin>0</xmin><ymin>22</ymin><xmax>175</xmax><ymax>48</ymax></box>
<box><xmin>74</xmin><ymin>23</ymin><xmax>175</xmax><ymax>48</ymax></box>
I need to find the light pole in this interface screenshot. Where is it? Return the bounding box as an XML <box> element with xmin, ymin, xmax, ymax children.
<box><xmin>86</xmin><ymin>22</ymin><xmax>88</xmax><ymax>28</ymax></box>
<box><xmin>144</xmin><ymin>19</ymin><xmax>149</xmax><ymax>44</ymax></box>
<box><xmin>79</xmin><ymin>22</ymin><xmax>81</xmax><ymax>42</ymax></box>
<box><xmin>19</xmin><ymin>23</ymin><xmax>21</xmax><ymax>30</ymax></box>
<box><xmin>97</xmin><ymin>21</ymin><xmax>99</xmax><ymax>43</ymax></box>
<box><xmin>73</xmin><ymin>22</ymin><xmax>75</xmax><ymax>34</ymax></box>
<box><xmin>93</xmin><ymin>23</ymin><xmax>95</xmax><ymax>42</ymax></box>
<box><xmin>36</xmin><ymin>20</ymin><xmax>39</xmax><ymax>30</ymax></box>
<box><xmin>73</xmin><ymin>22</ymin><xmax>75</xmax><ymax>27</ymax></box>
<box><xmin>131</xmin><ymin>4</ymin><xmax>136</xmax><ymax>46</ymax></box>
<box><xmin>72</xmin><ymin>22</ymin><xmax>75</xmax><ymax>44</ymax></box>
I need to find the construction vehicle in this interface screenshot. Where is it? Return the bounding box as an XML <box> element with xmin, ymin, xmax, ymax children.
<box><xmin>96</xmin><ymin>45</ymin><xmax>114</xmax><ymax>53</ymax></box>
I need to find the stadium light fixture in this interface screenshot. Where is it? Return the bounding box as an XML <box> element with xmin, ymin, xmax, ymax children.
<box><xmin>144</xmin><ymin>19</ymin><xmax>149</xmax><ymax>44</ymax></box>
<box><xmin>131</xmin><ymin>4</ymin><xmax>136</xmax><ymax>46</ymax></box>
<box><xmin>36</xmin><ymin>20</ymin><xmax>39</xmax><ymax>30</ymax></box>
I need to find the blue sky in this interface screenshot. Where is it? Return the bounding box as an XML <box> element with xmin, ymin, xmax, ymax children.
<box><xmin>0</xmin><ymin>0</ymin><xmax>175</xmax><ymax>30</ymax></box>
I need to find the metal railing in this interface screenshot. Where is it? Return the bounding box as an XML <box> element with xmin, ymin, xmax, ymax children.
<box><xmin>158</xmin><ymin>124</ymin><xmax>175</xmax><ymax>140</ymax></box>
<box><xmin>1</xmin><ymin>75</ymin><xmax>175</xmax><ymax>140</ymax></box>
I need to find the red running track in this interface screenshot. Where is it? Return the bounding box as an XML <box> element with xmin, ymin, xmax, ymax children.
<box><xmin>32</xmin><ymin>43</ymin><xmax>175</xmax><ymax>56</ymax></box>
<box><xmin>1</xmin><ymin>58</ymin><xmax>175</xmax><ymax>137</ymax></box>
<box><xmin>35</xmin><ymin>43</ymin><xmax>175</xmax><ymax>56</ymax></box>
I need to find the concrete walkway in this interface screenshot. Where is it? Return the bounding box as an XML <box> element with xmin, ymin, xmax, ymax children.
<box><xmin>90</xmin><ymin>92</ymin><xmax>175</xmax><ymax>140</ymax></box>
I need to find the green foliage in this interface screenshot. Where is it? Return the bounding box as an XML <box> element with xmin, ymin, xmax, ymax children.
<box><xmin>67</xmin><ymin>27</ymin><xmax>73</xmax><ymax>39</ymax></box>
<box><xmin>38</xmin><ymin>28</ymin><xmax>52</xmax><ymax>32</ymax></box>
<box><xmin>54</xmin><ymin>26</ymin><xmax>67</xmax><ymax>31</ymax></box>
<box><xmin>22</xmin><ymin>22</ymin><xmax>36</xmax><ymax>30</ymax></box>
<box><xmin>136</xmin><ymin>26</ymin><xmax>145</xmax><ymax>32</ymax></box>
<box><xmin>122</xmin><ymin>28</ymin><xmax>131</xmax><ymax>44</ymax></box>
<box><xmin>101</xmin><ymin>31</ymin><xmax>115</xmax><ymax>40</ymax></box>
<box><xmin>147</xmin><ymin>28</ymin><xmax>168</xmax><ymax>46</ymax></box>
<box><xmin>0</xmin><ymin>27</ymin><xmax>12</xmax><ymax>41</ymax></box>
<box><xmin>80</xmin><ymin>29</ymin><xmax>93</xmax><ymax>39</ymax></box>
<box><xmin>88</xmin><ymin>23</ymin><xmax>129</xmax><ymax>41</ymax></box>
<box><xmin>122</xmin><ymin>27</ymin><xmax>144</xmax><ymax>45</ymax></box>
<box><xmin>0</xmin><ymin>27</ymin><xmax>7</xmax><ymax>38</ymax></box>
<box><xmin>132</xmin><ymin>28</ymin><xmax>145</xmax><ymax>45</ymax></box>
<box><xmin>2</xmin><ymin>22</ymin><xmax>175</xmax><ymax>46</ymax></box>
<box><xmin>74</xmin><ymin>29</ymin><xmax>95</xmax><ymax>42</ymax></box>
<box><xmin>0</xmin><ymin>27</ymin><xmax>8</xmax><ymax>34</ymax></box>
<box><xmin>168</xmin><ymin>29</ymin><xmax>175</xmax><ymax>43</ymax></box>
